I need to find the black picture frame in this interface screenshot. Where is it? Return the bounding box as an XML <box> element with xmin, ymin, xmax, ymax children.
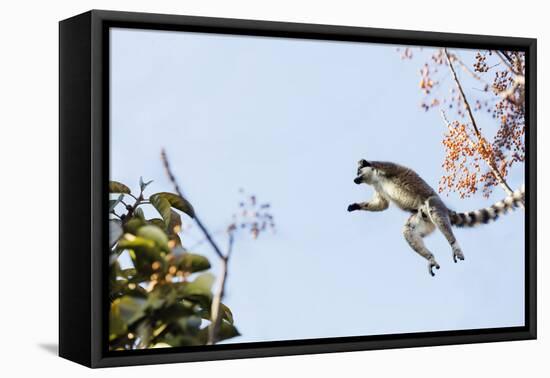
<box><xmin>59</xmin><ymin>9</ymin><xmax>537</xmax><ymax>368</ymax></box>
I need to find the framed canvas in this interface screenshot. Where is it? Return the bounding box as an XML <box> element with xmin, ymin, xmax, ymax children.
<box><xmin>59</xmin><ymin>10</ymin><xmax>537</xmax><ymax>368</ymax></box>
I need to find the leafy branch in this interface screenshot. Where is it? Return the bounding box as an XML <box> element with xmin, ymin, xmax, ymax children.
<box><xmin>108</xmin><ymin>178</ymin><xmax>238</xmax><ymax>350</ymax></box>
<box><xmin>108</xmin><ymin>152</ymin><xmax>276</xmax><ymax>349</ymax></box>
<box><xmin>401</xmin><ymin>47</ymin><xmax>525</xmax><ymax>199</ymax></box>
<box><xmin>443</xmin><ymin>49</ymin><xmax>523</xmax><ymax>207</ymax></box>
<box><xmin>160</xmin><ymin>150</ymin><xmax>275</xmax><ymax>344</ymax></box>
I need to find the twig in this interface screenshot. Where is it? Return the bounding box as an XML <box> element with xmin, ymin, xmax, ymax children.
<box><xmin>110</xmin><ymin>212</ymin><xmax>122</xmax><ymax>220</ymax></box>
<box><xmin>447</xmin><ymin>51</ymin><xmax>486</xmax><ymax>84</ymax></box>
<box><xmin>126</xmin><ymin>192</ymin><xmax>139</xmax><ymax>201</ymax></box>
<box><xmin>161</xmin><ymin>149</ymin><xmax>225</xmax><ymax>260</ymax></box>
<box><xmin>120</xmin><ymin>181</ymin><xmax>148</xmax><ymax>223</ymax></box>
<box><xmin>123</xmin><ymin>194</ymin><xmax>143</xmax><ymax>222</ymax></box>
<box><xmin>207</xmin><ymin>231</ymin><xmax>234</xmax><ymax>345</ymax></box>
<box><xmin>160</xmin><ymin>148</ymin><xmax>232</xmax><ymax>344</ymax></box>
<box><xmin>443</xmin><ymin>48</ymin><xmax>522</xmax><ymax>206</ymax></box>
<box><xmin>187</xmin><ymin>229</ymin><xmax>226</xmax><ymax>250</ymax></box>
<box><xmin>493</xmin><ymin>51</ymin><xmax>525</xmax><ymax>106</ymax></box>
<box><xmin>495</xmin><ymin>50</ymin><xmax>516</xmax><ymax>73</ymax></box>
<box><xmin>497</xmin><ymin>50</ymin><xmax>524</xmax><ymax>77</ymax></box>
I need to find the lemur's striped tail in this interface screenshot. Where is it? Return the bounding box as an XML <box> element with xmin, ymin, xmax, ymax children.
<box><xmin>449</xmin><ymin>186</ymin><xmax>525</xmax><ymax>228</ymax></box>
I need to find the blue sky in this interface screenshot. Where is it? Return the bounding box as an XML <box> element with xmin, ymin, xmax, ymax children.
<box><xmin>110</xmin><ymin>28</ymin><xmax>525</xmax><ymax>343</ymax></box>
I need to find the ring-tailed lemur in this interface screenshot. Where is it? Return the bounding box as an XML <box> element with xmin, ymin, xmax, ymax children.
<box><xmin>347</xmin><ymin>159</ymin><xmax>524</xmax><ymax>276</ymax></box>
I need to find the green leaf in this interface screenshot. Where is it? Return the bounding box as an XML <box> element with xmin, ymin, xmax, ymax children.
<box><xmin>176</xmin><ymin>315</ymin><xmax>202</xmax><ymax>334</ymax></box>
<box><xmin>176</xmin><ymin>253</ymin><xmax>211</xmax><ymax>273</ymax></box>
<box><xmin>148</xmin><ymin>218</ymin><xmax>165</xmax><ymax>229</ymax></box>
<box><xmin>120</xmin><ymin>268</ymin><xmax>137</xmax><ymax>277</ymax></box>
<box><xmin>115</xmin><ymin>296</ymin><xmax>147</xmax><ymax>325</ymax></box>
<box><xmin>134</xmin><ymin>207</ymin><xmax>145</xmax><ymax>221</ymax></box>
<box><xmin>109</xmin><ymin>194</ymin><xmax>124</xmax><ymax>213</ymax></box>
<box><xmin>118</xmin><ymin>268</ymin><xmax>140</xmax><ymax>283</ymax></box>
<box><xmin>117</xmin><ymin>234</ymin><xmax>156</xmax><ymax>252</ymax></box>
<box><xmin>109</xmin><ymin>181</ymin><xmax>131</xmax><ymax>194</ymax></box>
<box><xmin>109</xmin><ymin>279</ymin><xmax>148</xmax><ymax>301</ymax></box>
<box><xmin>147</xmin><ymin>283</ymin><xmax>178</xmax><ymax>309</ymax></box>
<box><xmin>150</xmin><ymin>342</ymin><xmax>172</xmax><ymax>349</ymax></box>
<box><xmin>136</xmin><ymin>320</ymin><xmax>153</xmax><ymax>348</ymax></box>
<box><xmin>197</xmin><ymin>321</ymin><xmax>240</xmax><ymax>343</ymax></box>
<box><xmin>171</xmin><ymin>233</ymin><xmax>183</xmax><ymax>247</ymax></box>
<box><xmin>216</xmin><ymin>321</ymin><xmax>240</xmax><ymax>341</ymax></box>
<box><xmin>199</xmin><ymin>302</ymin><xmax>234</xmax><ymax>324</ymax></box>
<box><xmin>174</xmin><ymin>273</ymin><xmax>215</xmax><ymax>305</ymax></box>
<box><xmin>220</xmin><ymin>303</ymin><xmax>234</xmax><ymax>324</ymax></box>
<box><xmin>168</xmin><ymin>209</ymin><xmax>182</xmax><ymax>235</ymax></box>
<box><xmin>151</xmin><ymin>192</ymin><xmax>195</xmax><ymax>218</ymax></box>
<box><xmin>156</xmin><ymin>303</ymin><xmax>195</xmax><ymax>324</ymax></box>
<box><xmin>149</xmin><ymin>193</ymin><xmax>172</xmax><ymax>227</ymax></box>
<box><xmin>160</xmin><ymin>333</ymin><xmax>201</xmax><ymax>347</ymax></box>
<box><xmin>136</xmin><ymin>225</ymin><xmax>170</xmax><ymax>253</ymax></box>
<box><xmin>123</xmin><ymin>216</ymin><xmax>146</xmax><ymax>234</ymax></box>
<box><xmin>110</xmin><ymin>260</ymin><xmax>120</xmax><ymax>284</ymax></box>
<box><xmin>118</xmin><ymin>268</ymin><xmax>149</xmax><ymax>285</ymax></box>
<box><xmin>118</xmin><ymin>232</ymin><xmax>166</xmax><ymax>276</ymax></box>
<box><xmin>139</xmin><ymin>176</ymin><xmax>153</xmax><ymax>192</ymax></box>
<box><xmin>109</xmin><ymin>301</ymin><xmax>127</xmax><ymax>341</ymax></box>
<box><xmin>148</xmin><ymin>213</ymin><xmax>182</xmax><ymax>246</ymax></box>
<box><xmin>189</xmin><ymin>273</ymin><xmax>215</xmax><ymax>293</ymax></box>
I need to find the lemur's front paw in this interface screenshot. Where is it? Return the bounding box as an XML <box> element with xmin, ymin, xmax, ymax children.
<box><xmin>347</xmin><ymin>203</ymin><xmax>360</xmax><ymax>212</ymax></box>
<box><xmin>452</xmin><ymin>247</ymin><xmax>465</xmax><ymax>263</ymax></box>
<box><xmin>428</xmin><ymin>258</ymin><xmax>440</xmax><ymax>277</ymax></box>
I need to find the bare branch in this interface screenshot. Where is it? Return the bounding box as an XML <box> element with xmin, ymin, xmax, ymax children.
<box><xmin>492</xmin><ymin>51</ymin><xmax>525</xmax><ymax>106</ymax></box>
<box><xmin>161</xmin><ymin>149</ymin><xmax>226</xmax><ymax>261</ymax></box>
<box><xmin>160</xmin><ymin>148</ymin><xmax>233</xmax><ymax>345</ymax></box>
<box><xmin>207</xmin><ymin>231</ymin><xmax>234</xmax><ymax>345</ymax></box>
<box><xmin>495</xmin><ymin>50</ymin><xmax>516</xmax><ymax>73</ymax></box>
<box><xmin>440</xmin><ymin>109</ymin><xmax>451</xmax><ymax>127</ymax></box>
<box><xmin>497</xmin><ymin>50</ymin><xmax>524</xmax><ymax>77</ymax></box>
<box><xmin>448</xmin><ymin>51</ymin><xmax>486</xmax><ymax>83</ymax></box>
<box><xmin>187</xmin><ymin>229</ymin><xmax>226</xmax><ymax>250</ymax></box>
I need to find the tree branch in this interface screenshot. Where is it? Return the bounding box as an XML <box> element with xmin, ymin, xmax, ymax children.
<box><xmin>495</xmin><ymin>50</ymin><xmax>516</xmax><ymax>73</ymax></box>
<box><xmin>443</xmin><ymin>48</ymin><xmax>522</xmax><ymax>206</ymax></box>
<box><xmin>160</xmin><ymin>148</ymin><xmax>233</xmax><ymax>344</ymax></box>
<box><xmin>207</xmin><ymin>231</ymin><xmax>233</xmax><ymax>345</ymax></box>
<box><xmin>161</xmin><ymin>149</ymin><xmax>225</xmax><ymax>261</ymax></box>
<box><xmin>447</xmin><ymin>51</ymin><xmax>486</xmax><ymax>83</ymax></box>
<box><xmin>492</xmin><ymin>51</ymin><xmax>525</xmax><ymax>106</ymax></box>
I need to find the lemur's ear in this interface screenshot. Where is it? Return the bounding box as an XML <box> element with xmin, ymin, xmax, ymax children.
<box><xmin>358</xmin><ymin>159</ymin><xmax>371</xmax><ymax>168</ymax></box>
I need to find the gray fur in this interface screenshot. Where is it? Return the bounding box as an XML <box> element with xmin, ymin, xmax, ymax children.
<box><xmin>449</xmin><ymin>186</ymin><xmax>525</xmax><ymax>227</ymax></box>
<box><xmin>348</xmin><ymin>159</ymin><xmax>523</xmax><ymax>276</ymax></box>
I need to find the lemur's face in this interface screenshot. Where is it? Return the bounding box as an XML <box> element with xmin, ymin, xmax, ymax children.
<box><xmin>354</xmin><ymin>159</ymin><xmax>375</xmax><ymax>185</ymax></box>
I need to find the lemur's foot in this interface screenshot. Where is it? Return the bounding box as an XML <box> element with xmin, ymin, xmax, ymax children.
<box><xmin>428</xmin><ymin>257</ymin><xmax>440</xmax><ymax>277</ymax></box>
<box><xmin>452</xmin><ymin>246</ymin><xmax>465</xmax><ymax>263</ymax></box>
<box><xmin>347</xmin><ymin>203</ymin><xmax>360</xmax><ymax>212</ymax></box>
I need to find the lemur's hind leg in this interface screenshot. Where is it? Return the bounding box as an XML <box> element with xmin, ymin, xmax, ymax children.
<box><xmin>403</xmin><ymin>212</ymin><xmax>439</xmax><ymax>276</ymax></box>
<box><xmin>426</xmin><ymin>196</ymin><xmax>465</xmax><ymax>263</ymax></box>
